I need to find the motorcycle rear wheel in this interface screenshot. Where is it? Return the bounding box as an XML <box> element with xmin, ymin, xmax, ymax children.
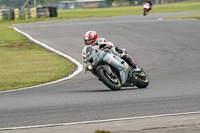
<box><xmin>97</xmin><ymin>68</ymin><xmax>121</xmax><ymax>91</ymax></box>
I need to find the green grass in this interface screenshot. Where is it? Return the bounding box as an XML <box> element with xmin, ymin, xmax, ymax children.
<box><xmin>0</xmin><ymin>21</ymin><xmax>75</xmax><ymax>91</ymax></box>
<box><xmin>180</xmin><ymin>0</ymin><xmax>200</xmax><ymax>3</ymax></box>
<box><xmin>0</xmin><ymin>1</ymin><xmax>199</xmax><ymax>91</ymax></box>
<box><xmin>151</xmin><ymin>2</ymin><xmax>200</xmax><ymax>14</ymax></box>
<box><xmin>165</xmin><ymin>14</ymin><xmax>200</xmax><ymax>19</ymax></box>
<box><xmin>95</xmin><ymin>130</ymin><xmax>111</xmax><ymax>133</ymax></box>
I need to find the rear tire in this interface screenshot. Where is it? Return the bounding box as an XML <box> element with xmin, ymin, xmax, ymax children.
<box><xmin>97</xmin><ymin>68</ymin><xmax>121</xmax><ymax>91</ymax></box>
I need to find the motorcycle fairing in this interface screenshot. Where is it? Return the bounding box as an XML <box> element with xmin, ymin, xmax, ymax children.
<box><xmin>102</xmin><ymin>53</ymin><xmax>131</xmax><ymax>84</ymax></box>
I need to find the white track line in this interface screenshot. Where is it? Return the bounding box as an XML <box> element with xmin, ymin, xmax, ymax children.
<box><xmin>0</xmin><ymin>27</ymin><xmax>83</xmax><ymax>94</ymax></box>
<box><xmin>158</xmin><ymin>17</ymin><xmax>199</xmax><ymax>21</ymax></box>
<box><xmin>0</xmin><ymin>111</ymin><xmax>200</xmax><ymax>131</ymax></box>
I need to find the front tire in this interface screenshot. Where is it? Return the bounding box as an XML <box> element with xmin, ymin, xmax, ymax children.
<box><xmin>143</xmin><ymin>11</ymin><xmax>147</xmax><ymax>16</ymax></box>
<box><xmin>136</xmin><ymin>71</ymin><xmax>149</xmax><ymax>88</ymax></box>
<box><xmin>97</xmin><ymin>68</ymin><xmax>121</xmax><ymax>91</ymax></box>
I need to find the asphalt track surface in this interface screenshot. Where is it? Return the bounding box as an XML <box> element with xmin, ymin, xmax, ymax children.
<box><xmin>0</xmin><ymin>12</ymin><xmax>200</xmax><ymax>130</ymax></box>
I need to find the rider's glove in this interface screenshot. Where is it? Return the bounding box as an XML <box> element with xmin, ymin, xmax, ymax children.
<box><xmin>105</xmin><ymin>44</ymin><xmax>113</xmax><ymax>48</ymax></box>
<box><xmin>99</xmin><ymin>44</ymin><xmax>112</xmax><ymax>50</ymax></box>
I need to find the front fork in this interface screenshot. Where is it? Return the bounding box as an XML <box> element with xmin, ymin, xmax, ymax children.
<box><xmin>128</xmin><ymin>69</ymin><xmax>138</xmax><ymax>86</ymax></box>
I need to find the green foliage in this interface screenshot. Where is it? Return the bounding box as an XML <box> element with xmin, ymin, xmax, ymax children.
<box><xmin>37</xmin><ymin>0</ymin><xmax>60</xmax><ymax>6</ymax></box>
<box><xmin>165</xmin><ymin>14</ymin><xmax>200</xmax><ymax>19</ymax></box>
<box><xmin>0</xmin><ymin>0</ymin><xmax>3</xmax><ymax>5</ymax></box>
<box><xmin>105</xmin><ymin>0</ymin><xmax>114</xmax><ymax>6</ymax></box>
<box><xmin>0</xmin><ymin>0</ymin><xmax>27</xmax><ymax>8</ymax></box>
<box><xmin>95</xmin><ymin>130</ymin><xmax>111</xmax><ymax>133</ymax></box>
<box><xmin>0</xmin><ymin>0</ymin><xmax>62</xmax><ymax>8</ymax></box>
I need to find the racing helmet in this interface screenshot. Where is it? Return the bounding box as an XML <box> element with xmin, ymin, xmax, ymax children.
<box><xmin>84</xmin><ymin>31</ymin><xmax>97</xmax><ymax>45</ymax></box>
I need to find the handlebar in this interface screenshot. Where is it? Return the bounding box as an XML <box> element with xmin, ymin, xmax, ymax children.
<box><xmin>102</xmin><ymin>46</ymin><xmax>111</xmax><ymax>51</ymax></box>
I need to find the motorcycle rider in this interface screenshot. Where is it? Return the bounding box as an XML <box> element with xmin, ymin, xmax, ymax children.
<box><xmin>82</xmin><ymin>31</ymin><xmax>137</xmax><ymax>69</ymax></box>
<box><xmin>144</xmin><ymin>0</ymin><xmax>152</xmax><ymax>10</ymax></box>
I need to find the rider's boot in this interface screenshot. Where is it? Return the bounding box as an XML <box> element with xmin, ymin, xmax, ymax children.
<box><xmin>122</xmin><ymin>54</ymin><xmax>137</xmax><ymax>68</ymax></box>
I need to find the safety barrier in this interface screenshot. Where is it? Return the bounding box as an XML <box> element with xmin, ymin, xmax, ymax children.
<box><xmin>0</xmin><ymin>7</ymin><xmax>57</xmax><ymax>21</ymax></box>
<box><xmin>30</xmin><ymin>8</ymin><xmax>37</xmax><ymax>18</ymax></box>
<box><xmin>24</xmin><ymin>8</ymin><xmax>31</xmax><ymax>19</ymax></box>
<box><xmin>14</xmin><ymin>9</ymin><xmax>19</xmax><ymax>19</ymax></box>
<box><xmin>37</xmin><ymin>7</ymin><xmax>49</xmax><ymax>18</ymax></box>
<box><xmin>0</xmin><ymin>9</ymin><xmax>15</xmax><ymax>20</ymax></box>
<box><xmin>37</xmin><ymin>7</ymin><xmax>57</xmax><ymax>18</ymax></box>
<box><xmin>0</xmin><ymin>9</ymin><xmax>8</xmax><ymax>20</ymax></box>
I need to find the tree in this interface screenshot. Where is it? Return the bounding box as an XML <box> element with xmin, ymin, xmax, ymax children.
<box><xmin>105</xmin><ymin>0</ymin><xmax>114</xmax><ymax>6</ymax></box>
<box><xmin>36</xmin><ymin>0</ymin><xmax>62</xmax><ymax>6</ymax></box>
<box><xmin>0</xmin><ymin>0</ymin><xmax>4</xmax><ymax>6</ymax></box>
<box><xmin>0</xmin><ymin>0</ymin><xmax>28</xmax><ymax>8</ymax></box>
<box><xmin>0</xmin><ymin>0</ymin><xmax>62</xmax><ymax>8</ymax></box>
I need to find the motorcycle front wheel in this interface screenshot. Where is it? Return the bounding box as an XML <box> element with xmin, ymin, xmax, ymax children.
<box><xmin>143</xmin><ymin>11</ymin><xmax>147</xmax><ymax>16</ymax></box>
<box><xmin>136</xmin><ymin>71</ymin><xmax>149</xmax><ymax>88</ymax></box>
<box><xmin>97</xmin><ymin>68</ymin><xmax>121</xmax><ymax>91</ymax></box>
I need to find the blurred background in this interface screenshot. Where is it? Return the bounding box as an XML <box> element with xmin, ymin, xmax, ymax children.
<box><xmin>0</xmin><ymin>0</ymin><xmax>198</xmax><ymax>20</ymax></box>
<box><xmin>0</xmin><ymin>0</ymin><xmax>197</xmax><ymax>10</ymax></box>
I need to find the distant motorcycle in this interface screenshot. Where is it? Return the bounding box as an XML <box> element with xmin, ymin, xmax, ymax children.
<box><xmin>143</xmin><ymin>2</ymin><xmax>152</xmax><ymax>16</ymax></box>
<box><xmin>84</xmin><ymin>45</ymin><xmax>149</xmax><ymax>91</ymax></box>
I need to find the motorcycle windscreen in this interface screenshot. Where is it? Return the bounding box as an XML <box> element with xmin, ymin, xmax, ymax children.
<box><xmin>85</xmin><ymin>46</ymin><xmax>94</xmax><ymax>58</ymax></box>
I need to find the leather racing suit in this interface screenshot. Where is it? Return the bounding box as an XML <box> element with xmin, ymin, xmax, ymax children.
<box><xmin>82</xmin><ymin>38</ymin><xmax>136</xmax><ymax>69</ymax></box>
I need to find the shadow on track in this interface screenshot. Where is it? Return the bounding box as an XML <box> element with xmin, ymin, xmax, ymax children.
<box><xmin>65</xmin><ymin>87</ymin><xmax>149</xmax><ymax>93</ymax></box>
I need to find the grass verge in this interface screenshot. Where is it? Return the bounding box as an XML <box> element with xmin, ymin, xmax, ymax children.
<box><xmin>164</xmin><ymin>14</ymin><xmax>200</xmax><ymax>19</ymax></box>
<box><xmin>0</xmin><ymin>21</ymin><xmax>75</xmax><ymax>91</ymax></box>
<box><xmin>95</xmin><ymin>130</ymin><xmax>111</xmax><ymax>133</ymax></box>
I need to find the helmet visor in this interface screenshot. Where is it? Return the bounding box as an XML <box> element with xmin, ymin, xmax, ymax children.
<box><xmin>85</xmin><ymin>40</ymin><xmax>93</xmax><ymax>45</ymax></box>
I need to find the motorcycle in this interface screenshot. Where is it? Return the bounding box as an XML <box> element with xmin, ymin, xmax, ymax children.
<box><xmin>84</xmin><ymin>45</ymin><xmax>149</xmax><ymax>91</ymax></box>
<box><xmin>143</xmin><ymin>2</ymin><xmax>151</xmax><ymax>16</ymax></box>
